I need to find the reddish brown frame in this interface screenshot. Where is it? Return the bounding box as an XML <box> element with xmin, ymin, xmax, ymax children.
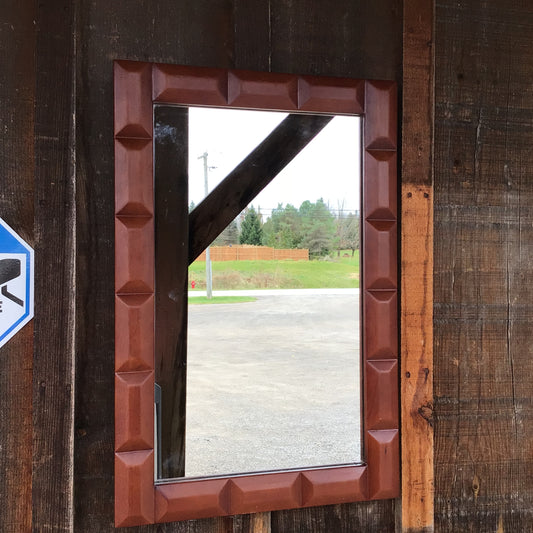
<box><xmin>114</xmin><ymin>60</ymin><xmax>398</xmax><ymax>527</ymax></box>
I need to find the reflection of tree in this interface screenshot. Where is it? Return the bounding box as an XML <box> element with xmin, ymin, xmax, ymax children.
<box><xmin>299</xmin><ymin>199</ymin><xmax>336</xmax><ymax>257</ymax></box>
<box><xmin>262</xmin><ymin>199</ymin><xmax>336</xmax><ymax>257</ymax></box>
<box><xmin>301</xmin><ymin>224</ymin><xmax>334</xmax><ymax>257</ymax></box>
<box><xmin>262</xmin><ymin>203</ymin><xmax>302</xmax><ymax>249</ymax></box>
<box><xmin>336</xmin><ymin>212</ymin><xmax>360</xmax><ymax>256</ymax></box>
<box><xmin>213</xmin><ymin>219</ymin><xmax>239</xmax><ymax>246</ymax></box>
<box><xmin>239</xmin><ymin>206</ymin><xmax>263</xmax><ymax>245</ymax></box>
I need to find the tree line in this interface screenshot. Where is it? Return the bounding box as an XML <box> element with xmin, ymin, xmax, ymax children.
<box><xmin>211</xmin><ymin>199</ymin><xmax>360</xmax><ymax>258</ymax></box>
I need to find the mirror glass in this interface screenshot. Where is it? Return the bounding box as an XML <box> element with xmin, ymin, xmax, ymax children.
<box><xmin>156</xmin><ymin>107</ymin><xmax>362</xmax><ymax>479</ymax></box>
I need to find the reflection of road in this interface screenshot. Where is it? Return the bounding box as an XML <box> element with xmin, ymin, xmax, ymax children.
<box><xmin>189</xmin><ymin>288</ymin><xmax>359</xmax><ymax>297</ymax></box>
<box><xmin>185</xmin><ymin>292</ymin><xmax>361</xmax><ymax>478</ymax></box>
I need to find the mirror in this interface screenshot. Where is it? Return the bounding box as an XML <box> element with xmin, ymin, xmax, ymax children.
<box><xmin>155</xmin><ymin>106</ymin><xmax>362</xmax><ymax>479</ymax></box>
<box><xmin>114</xmin><ymin>61</ymin><xmax>399</xmax><ymax>526</ymax></box>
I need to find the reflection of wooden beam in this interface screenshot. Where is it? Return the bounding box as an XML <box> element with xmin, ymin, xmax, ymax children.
<box><xmin>188</xmin><ymin>114</ymin><xmax>333</xmax><ymax>263</ymax></box>
<box><xmin>154</xmin><ymin>106</ymin><xmax>189</xmax><ymax>479</ymax></box>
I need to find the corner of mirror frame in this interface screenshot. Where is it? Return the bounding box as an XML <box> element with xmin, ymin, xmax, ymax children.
<box><xmin>113</xmin><ymin>59</ymin><xmax>398</xmax><ymax>527</ymax></box>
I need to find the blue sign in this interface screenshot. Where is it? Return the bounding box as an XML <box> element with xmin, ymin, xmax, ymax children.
<box><xmin>0</xmin><ymin>218</ymin><xmax>34</xmax><ymax>349</ymax></box>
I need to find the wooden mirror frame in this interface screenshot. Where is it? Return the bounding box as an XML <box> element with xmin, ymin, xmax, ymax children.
<box><xmin>114</xmin><ymin>60</ymin><xmax>398</xmax><ymax>527</ymax></box>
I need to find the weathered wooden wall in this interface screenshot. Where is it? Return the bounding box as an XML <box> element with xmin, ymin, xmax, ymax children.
<box><xmin>3</xmin><ymin>0</ymin><xmax>533</xmax><ymax>532</ymax></box>
<box><xmin>433</xmin><ymin>1</ymin><xmax>533</xmax><ymax>531</ymax></box>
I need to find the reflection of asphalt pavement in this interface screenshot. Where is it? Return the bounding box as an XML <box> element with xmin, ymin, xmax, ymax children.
<box><xmin>189</xmin><ymin>288</ymin><xmax>359</xmax><ymax>297</ymax></box>
<box><xmin>184</xmin><ymin>291</ymin><xmax>362</xmax><ymax>478</ymax></box>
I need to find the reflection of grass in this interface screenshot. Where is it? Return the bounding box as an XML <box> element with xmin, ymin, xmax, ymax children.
<box><xmin>189</xmin><ymin>251</ymin><xmax>359</xmax><ymax>290</ymax></box>
<box><xmin>188</xmin><ymin>296</ymin><xmax>257</xmax><ymax>305</ymax></box>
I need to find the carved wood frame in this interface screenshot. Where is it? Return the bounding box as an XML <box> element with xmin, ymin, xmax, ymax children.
<box><xmin>114</xmin><ymin>60</ymin><xmax>398</xmax><ymax>527</ymax></box>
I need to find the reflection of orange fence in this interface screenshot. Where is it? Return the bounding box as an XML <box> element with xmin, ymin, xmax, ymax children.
<box><xmin>196</xmin><ymin>245</ymin><xmax>309</xmax><ymax>262</ymax></box>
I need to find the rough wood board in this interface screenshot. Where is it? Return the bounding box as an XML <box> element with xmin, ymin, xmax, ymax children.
<box><xmin>129</xmin><ymin>516</ymin><xmax>234</xmax><ymax>533</ymax></box>
<box><xmin>401</xmin><ymin>187</ymin><xmax>434</xmax><ymax>531</ymax></box>
<box><xmin>249</xmin><ymin>512</ymin><xmax>271</xmax><ymax>533</ymax></box>
<box><xmin>271</xmin><ymin>501</ymin><xmax>396</xmax><ymax>533</ymax></box>
<box><xmin>33</xmin><ymin>1</ymin><xmax>77</xmax><ymax>531</ymax></box>
<box><xmin>434</xmin><ymin>1</ymin><xmax>533</xmax><ymax>531</ymax></box>
<box><xmin>232</xmin><ymin>1</ymin><xmax>271</xmax><ymax>71</ymax></box>
<box><xmin>0</xmin><ymin>1</ymin><xmax>35</xmax><ymax>531</ymax></box>
<box><xmin>402</xmin><ymin>0</ymin><xmax>433</xmax><ymax>188</ymax></box>
<box><xmin>231</xmin><ymin>512</ymin><xmax>271</xmax><ymax>533</ymax></box>
<box><xmin>401</xmin><ymin>0</ymin><xmax>434</xmax><ymax>531</ymax></box>
<box><xmin>270</xmin><ymin>0</ymin><xmax>402</xmax><ymax>81</ymax></box>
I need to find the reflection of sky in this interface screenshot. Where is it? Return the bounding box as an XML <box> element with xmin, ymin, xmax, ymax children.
<box><xmin>188</xmin><ymin>108</ymin><xmax>361</xmax><ymax>217</ymax></box>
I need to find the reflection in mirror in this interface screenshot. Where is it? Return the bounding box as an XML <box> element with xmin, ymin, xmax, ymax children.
<box><xmin>155</xmin><ymin>106</ymin><xmax>362</xmax><ymax>480</ymax></box>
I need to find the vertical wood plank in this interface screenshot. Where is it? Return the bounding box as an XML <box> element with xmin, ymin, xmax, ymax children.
<box><xmin>434</xmin><ymin>1</ymin><xmax>533</xmax><ymax>531</ymax></box>
<box><xmin>33</xmin><ymin>0</ymin><xmax>77</xmax><ymax>531</ymax></box>
<box><xmin>0</xmin><ymin>1</ymin><xmax>35</xmax><ymax>531</ymax></box>
<box><xmin>272</xmin><ymin>501</ymin><xmax>396</xmax><ymax>533</ymax></box>
<box><xmin>224</xmin><ymin>512</ymin><xmax>271</xmax><ymax>533</ymax></box>
<box><xmin>249</xmin><ymin>512</ymin><xmax>272</xmax><ymax>533</ymax></box>
<box><xmin>233</xmin><ymin>1</ymin><xmax>271</xmax><ymax>72</ymax></box>
<box><xmin>270</xmin><ymin>0</ymin><xmax>402</xmax><ymax>80</ymax></box>
<box><xmin>401</xmin><ymin>0</ymin><xmax>434</xmax><ymax>532</ymax></box>
<box><xmin>400</xmin><ymin>188</ymin><xmax>433</xmax><ymax>531</ymax></box>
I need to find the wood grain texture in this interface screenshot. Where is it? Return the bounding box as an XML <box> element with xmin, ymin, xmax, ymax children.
<box><xmin>401</xmin><ymin>187</ymin><xmax>434</xmax><ymax>531</ymax></box>
<box><xmin>271</xmin><ymin>501</ymin><xmax>396</xmax><ymax>533</ymax></box>
<box><xmin>401</xmin><ymin>0</ymin><xmax>434</xmax><ymax>531</ymax></box>
<box><xmin>0</xmin><ymin>1</ymin><xmax>35</xmax><ymax>532</ymax></box>
<box><xmin>269</xmin><ymin>0</ymin><xmax>402</xmax><ymax>81</ymax></box>
<box><xmin>33</xmin><ymin>1</ymin><xmax>77</xmax><ymax>531</ymax></box>
<box><xmin>248</xmin><ymin>512</ymin><xmax>271</xmax><ymax>533</ymax></box>
<box><xmin>434</xmin><ymin>1</ymin><xmax>533</xmax><ymax>531</ymax></box>
<box><xmin>232</xmin><ymin>1</ymin><xmax>271</xmax><ymax>72</ymax></box>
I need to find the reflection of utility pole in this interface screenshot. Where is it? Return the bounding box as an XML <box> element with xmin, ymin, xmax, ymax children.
<box><xmin>198</xmin><ymin>152</ymin><xmax>213</xmax><ymax>299</ymax></box>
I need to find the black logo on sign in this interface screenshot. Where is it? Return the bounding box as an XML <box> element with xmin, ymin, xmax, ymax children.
<box><xmin>0</xmin><ymin>259</ymin><xmax>23</xmax><ymax>313</ymax></box>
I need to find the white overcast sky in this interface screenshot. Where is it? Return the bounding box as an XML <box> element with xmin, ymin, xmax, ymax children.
<box><xmin>188</xmin><ymin>107</ymin><xmax>361</xmax><ymax>217</ymax></box>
